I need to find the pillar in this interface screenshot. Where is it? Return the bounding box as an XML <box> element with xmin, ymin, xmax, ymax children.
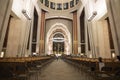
<box><xmin>73</xmin><ymin>11</ymin><xmax>78</xmax><ymax>54</ymax></box>
<box><xmin>0</xmin><ymin>0</ymin><xmax>13</xmax><ymax>55</ymax></box>
<box><xmin>39</xmin><ymin>10</ymin><xmax>45</xmax><ymax>54</ymax></box>
<box><xmin>106</xmin><ymin>0</ymin><xmax>120</xmax><ymax>55</ymax></box>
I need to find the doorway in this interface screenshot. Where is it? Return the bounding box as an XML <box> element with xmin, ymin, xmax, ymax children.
<box><xmin>53</xmin><ymin>33</ymin><xmax>64</xmax><ymax>55</ymax></box>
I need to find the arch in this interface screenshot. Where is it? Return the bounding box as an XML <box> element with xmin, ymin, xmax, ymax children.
<box><xmin>45</xmin><ymin>23</ymin><xmax>72</xmax><ymax>55</ymax></box>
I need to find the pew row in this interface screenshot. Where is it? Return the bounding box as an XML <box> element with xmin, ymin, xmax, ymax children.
<box><xmin>64</xmin><ymin>57</ymin><xmax>120</xmax><ymax>80</ymax></box>
<box><xmin>0</xmin><ymin>56</ymin><xmax>53</xmax><ymax>80</ymax></box>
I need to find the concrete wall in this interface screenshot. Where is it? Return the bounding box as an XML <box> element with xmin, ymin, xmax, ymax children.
<box><xmin>0</xmin><ymin>0</ymin><xmax>10</xmax><ymax>34</ymax></box>
<box><xmin>106</xmin><ymin>0</ymin><xmax>120</xmax><ymax>56</ymax></box>
<box><xmin>91</xmin><ymin>0</ymin><xmax>110</xmax><ymax>58</ymax></box>
<box><xmin>0</xmin><ymin>0</ymin><xmax>13</xmax><ymax>57</ymax></box>
<box><xmin>92</xmin><ymin>21</ymin><xmax>111</xmax><ymax>58</ymax></box>
<box><xmin>82</xmin><ymin>0</ymin><xmax>111</xmax><ymax>58</ymax></box>
<box><xmin>0</xmin><ymin>0</ymin><xmax>41</xmax><ymax>57</ymax></box>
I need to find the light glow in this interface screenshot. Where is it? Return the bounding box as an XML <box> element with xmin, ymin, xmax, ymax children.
<box><xmin>89</xmin><ymin>54</ymin><xmax>92</xmax><ymax>58</ymax></box>
<box><xmin>33</xmin><ymin>52</ymin><xmax>37</xmax><ymax>56</ymax></box>
<box><xmin>0</xmin><ymin>52</ymin><xmax>4</xmax><ymax>57</ymax></box>
<box><xmin>112</xmin><ymin>53</ymin><xmax>115</xmax><ymax>58</ymax></box>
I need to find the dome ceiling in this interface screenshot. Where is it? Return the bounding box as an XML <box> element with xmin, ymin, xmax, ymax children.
<box><xmin>49</xmin><ymin>0</ymin><xmax>72</xmax><ymax>3</ymax></box>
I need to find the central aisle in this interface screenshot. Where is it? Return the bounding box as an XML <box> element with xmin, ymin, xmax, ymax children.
<box><xmin>39</xmin><ymin>59</ymin><xmax>81</xmax><ymax>80</ymax></box>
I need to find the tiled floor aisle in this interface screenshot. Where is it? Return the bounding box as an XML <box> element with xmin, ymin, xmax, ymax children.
<box><xmin>39</xmin><ymin>59</ymin><xmax>81</xmax><ymax>80</ymax></box>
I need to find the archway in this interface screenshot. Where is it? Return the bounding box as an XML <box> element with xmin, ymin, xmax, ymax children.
<box><xmin>46</xmin><ymin>23</ymin><xmax>72</xmax><ymax>55</ymax></box>
<box><xmin>53</xmin><ymin>33</ymin><xmax>64</xmax><ymax>56</ymax></box>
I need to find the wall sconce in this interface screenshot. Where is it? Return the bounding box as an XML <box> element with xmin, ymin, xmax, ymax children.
<box><xmin>0</xmin><ymin>51</ymin><xmax>4</xmax><ymax>57</ymax></box>
<box><xmin>22</xmin><ymin>9</ymin><xmax>31</xmax><ymax>20</ymax></box>
<box><xmin>112</xmin><ymin>52</ymin><xmax>116</xmax><ymax>58</ymax></box>
<box><xmin>88</xmin><ymin>11</ymin><xmax>97</xmax><ymax>21</ymax></box>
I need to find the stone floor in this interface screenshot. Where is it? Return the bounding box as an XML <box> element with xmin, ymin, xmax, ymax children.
<box><xmin>0</xmin><ymin>59</ymin><xmax>93</xmax><ymax>80</ymax></box>
<box><xmin>39</xmin><ymin>59</ymin><xmax>81</xmax><ymax>80</ymax></box>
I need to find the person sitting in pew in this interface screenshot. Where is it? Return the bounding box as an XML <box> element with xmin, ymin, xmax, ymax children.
<box><xmin>98</xmin><ymin>57</ymin><xmax>105</xmax><ymax>71</ymax></box>
<box><xmin>97</xmin><ymin>57</ymin><xmax>111</xmax><ymax>78</ymax></box>
<box><xmin>116</xmin><ymin>55</ymin><xmax>120</xmax><ymax>61</ymax></box>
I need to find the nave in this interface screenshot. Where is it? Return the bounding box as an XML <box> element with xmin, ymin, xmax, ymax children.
<box><xmin>0</xmin><ymin>56</ymin><xmax>120</xmax><ymax>80</ymax></box>
<box><xmin>0</xmin><ymin>0</ymin><xmax>120</xmax><ymax>80</ymax></box>
<box><xmin>39</xmin><ymin>59</ymin><xmax>81</xmax><ymax>80</ymax></box>
<box><xmin>0</xmin><ymin>57</ymin><xmax>88</xmax><ymax>80</ymax></box>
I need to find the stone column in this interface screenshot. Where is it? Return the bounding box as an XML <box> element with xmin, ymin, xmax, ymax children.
<box><xmin>6</xmin><ymin>19</ymin><xmax>24</xmax><ymax>57</ymax></box>
<box><xmin>73</xmin><ymin>11</ymin><xmax>78</xmax><ymax>54</ymax></box>
<box><xmin>0</xmin><ymin>0</ymin><xmax>13</xmax><ymax>54</ymax></box>
<box><xmin>43</xmin><ymin>0</ymin><xmax>45</xmax><ymax>5</ymax></box>
<box><xmin>69</xmin><ymin>2</ymin><xmax>70</xmax><ymax>9</ymax></box>
<box><xmin>49</xmin><ymin>1</ymin><xmax>50</xmax><ymax>8</ymax></box>
<box><xmin>87</xmin><ymin>22</ymin><xmax>96</xmax><ymax>58</ymax></box>
<box><xmin>96</xmin><ymin>21</ymin><xmax>111</xmax><ymax>58</ymax></box>
<box><xmin>39</xmin><ymin>10</ymin><xmax>45</xmax><ymax>54</ymax></box>
<box><xmin>74</xmin><ymin>0</ymin><xmax>76</xmax><ymax>5</ymax></box>
<box><xmin>106</xmin><ymin>0</ymin><xmax>120</xmax><ymax>55</ymax></box>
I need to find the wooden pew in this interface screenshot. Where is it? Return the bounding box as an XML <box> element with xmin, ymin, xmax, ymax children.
<box><xmin>0</xmin><ymin>56</ymin><xmax>52</xmax><ymax>80</ymax></box>
<box><xmin>64</xmin><ymin>57</ymin><xmax>120</xmax><ymax>80</ymax></box>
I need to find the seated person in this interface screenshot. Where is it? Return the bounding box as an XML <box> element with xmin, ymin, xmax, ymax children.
<box><xmin>98</xmin><ymin>57</ymin><xmax>105</xmax><ymax>71</ymax></box>
<box><xmin>116</xmin><ymin>55</ymin><xmax>120</xmax><ymax>61</ymax></box>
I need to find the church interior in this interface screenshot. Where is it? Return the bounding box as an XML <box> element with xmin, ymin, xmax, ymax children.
<box><xmin>0</xmin><ymin>0</ymin><xmax>120</xmax><ymax>80</ymax></box>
